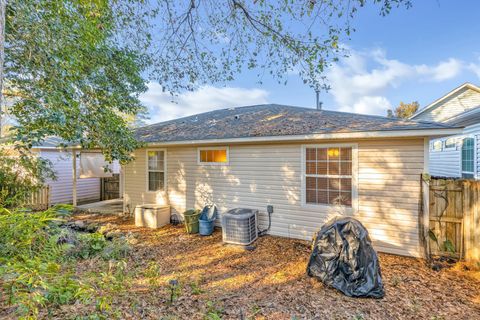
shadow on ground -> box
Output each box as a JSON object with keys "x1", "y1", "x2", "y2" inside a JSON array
[{"x1": 64, "y1": 213, "x2": 480, "y2": 320}]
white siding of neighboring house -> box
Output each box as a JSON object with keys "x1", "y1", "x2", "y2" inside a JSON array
[
  {"x1": 123, "y1": 138, "x2": 425, "y2": 258},
  {"x1": 38, "y1": 149, "x2": 100, "y2": 204},
  {"x1": 428, "y1": 122, "x2": 480, "y2": 179},
  {"x1": 413, "y1": 87, "x2": 480, "y2": 123},
  {"x1": 413, "y1": 85, "x2": 480, "y2": 179},
  {"x1": 429, "y1": 141, "x2": 461, "y2": 178}
]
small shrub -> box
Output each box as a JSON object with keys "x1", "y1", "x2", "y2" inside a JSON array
[
  {"x1": 189, "y1": 280, "x2": 205, "y2": 295},
  {"x1": 73, "y1": 232, "x2": 107, "y2": 259},
  {"x1": 44, "y1": 272, "x2": 90, "y2": 305},
  {"x1": 101, "y1": 236, "x2": 131, "y2": 260},
  {"x1": 205, "y1": 300, "x2": 223, "y2": 320},
  {"x1": 144, "y1": 261, "x2": 162, "y2": 287}
]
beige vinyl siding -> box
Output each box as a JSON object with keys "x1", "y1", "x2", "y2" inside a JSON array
[
  {"x1": 414, "y1": 87, "x2": 480, "y2": 122},
  {"x1": 123, "y1": 138, "x2": 424, "y2": 257},
  {"x1": 39, "y1": 150, "x2": 100, "y2": 204}
]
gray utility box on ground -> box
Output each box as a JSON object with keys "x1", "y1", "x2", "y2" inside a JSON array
[
  {"x1": 135, "y1": 204, "x2": 170, "y2": 229},
  {"x1": 222, "y1": 208, "x2": 258, "y2": 245}
]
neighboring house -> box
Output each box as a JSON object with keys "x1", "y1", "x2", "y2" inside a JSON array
[
  {"x1": 32, "y1": 137, "x2": 101, "y2": 205},
  {"x1": 122, "y1": 104, "x2": 460, "y2": 257},
  {"x1": 411, "y1": 83, "x2": 480, "y2": 178}
]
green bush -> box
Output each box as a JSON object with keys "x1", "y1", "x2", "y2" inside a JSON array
[
  {"x1": 101, "y1": 236, "x2": 131, "y2": 260},
  {"x1": 0, "y1": 205, "x2": 87, "y2": 318},
  {"x1": 74, "y1": 232, "x2": 108, "y2": 259},
  {"x1": 0, "y1": 204, "x2": 132, "y2": 319},
  {"x1": 0, "y1": 147, "x2": 55, "y2": 208},
  {"x1": 68, "y1": 231, "x2": 131, "y2": 261}
]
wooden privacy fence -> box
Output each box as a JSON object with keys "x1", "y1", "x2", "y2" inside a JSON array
[
  {"x1": 425, "y1": 177, "x2": 480, "y2": 263},
  {"x1": 101, "y1": 174, "x2": 120, "y2": 201}
]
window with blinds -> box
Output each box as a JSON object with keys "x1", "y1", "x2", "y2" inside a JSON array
[
  {"x1": 305, "y1": 147, "x2": 352, "y2": 207},
  {"x1": 198, "y1": 147, "x2": 229, "y2": 164},
  {"x1": 147, "y1": 150, "x2": 165, "y2": 191}
]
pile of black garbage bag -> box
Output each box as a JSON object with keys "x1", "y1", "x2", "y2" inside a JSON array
[{"x1": 306, "y1": 217, "x2": 385, "y2": 298}]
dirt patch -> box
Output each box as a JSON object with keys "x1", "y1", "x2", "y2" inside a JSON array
[{"x1": 58, "y1": 213, "x2": 480, "y2": 319}]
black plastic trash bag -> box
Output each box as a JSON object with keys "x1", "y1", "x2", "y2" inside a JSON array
[{"x1": 306, "y1": 217, "x2": 385, "y2": 298}]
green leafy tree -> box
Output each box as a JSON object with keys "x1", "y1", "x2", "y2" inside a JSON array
[
  {"x1": 3, "y1": 0, "x2": 148, "y2": 163},
  {"x1": 387, "y1": 101, "x2": 420, "y2": 119},
  {"x1": 0, "y1": 0, "x2": 412, "y2": 178},
  {"x1": 119, "y1": 0, "x2": 412, "y2": 93}
]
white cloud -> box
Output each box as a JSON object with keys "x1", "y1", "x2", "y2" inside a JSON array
[
  {"x1": 338, "y1": 96, "x2": 392, "y2": 115},
  {"x1": 415, "y1": 58, "x2": 463, "y2": 82},
  {"x1": 326, "y1": 48, "x2": 466, "y2": 115},
  {"x1": 140, "y1": 83, "x2": 270, "y2": 123},
  {"x1": 468, "y1": 58, "x2": 480, "y2": 79}
]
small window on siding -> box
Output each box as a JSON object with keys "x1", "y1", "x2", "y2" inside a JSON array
[
  {"x1": 198, "y1": 147, "x2": 228, "y2": 164},
  {"x1": 444, "y1": 138, "x2": 456, "y2": 150},
  {"x1": 305, "y1": 147, "x2": 352, "y2": 207},
  {"x1": 432, "y1": 140, "x2": 443, "y2": 152},
  {"x1": 147, "y1": 150, "x2": 165, "y2": 191}
]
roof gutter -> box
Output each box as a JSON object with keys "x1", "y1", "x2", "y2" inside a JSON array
[{"x1": 145, "y1": 127, "x2": 463, "y2": 147}]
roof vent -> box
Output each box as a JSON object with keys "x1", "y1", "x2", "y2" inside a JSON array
[{"x1": 316, "y1": 90, "x2": 322, "y2": 110}]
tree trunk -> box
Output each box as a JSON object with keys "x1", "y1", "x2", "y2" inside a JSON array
[{"x1": 0, "y1": 0, "x2": 6, "y2": 138}]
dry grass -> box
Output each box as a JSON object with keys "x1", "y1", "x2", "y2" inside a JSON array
[{"x1": 56, "y1": 213, "x2": 480, "y2": 320}]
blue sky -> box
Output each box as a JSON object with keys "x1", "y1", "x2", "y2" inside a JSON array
[{"x1": 141, "y1": 0, "x2": 480, "y2": 123}]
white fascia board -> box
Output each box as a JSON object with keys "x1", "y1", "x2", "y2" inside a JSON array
[
  {"x1": 411, "y1": 82, "x2": 480, "y2": 119},
  {"x1": 145, "y1": 128, "x2": 463, "y2": 147}
]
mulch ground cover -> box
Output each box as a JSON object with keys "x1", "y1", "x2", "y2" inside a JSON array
[{"x1": 47, "y1": 213, "x2": 480, "y2": 319}]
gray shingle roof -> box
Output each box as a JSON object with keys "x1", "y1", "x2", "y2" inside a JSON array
[{"x1": 134, "y1": 104, "x2": 457, "y2": 143}]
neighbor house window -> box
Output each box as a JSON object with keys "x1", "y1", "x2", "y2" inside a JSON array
[
  {"x1": 461, "y1": 138, "x2": 475, "y2": 178},
  {"x1": 444, "y1": 137, "x2": 456, "y2": 150},
  {"x1": 147, "y1": 150, "x2": 165, "y2": 191},
  {"x1": 304, "y1": 147, "x2": 352, "y2": 207},
  {"x1": 432, "y1": 140, "x2": 443, "y2": 151},
  {"x1": 198, "y1": 147, "x2": 229, "y2": 164}
]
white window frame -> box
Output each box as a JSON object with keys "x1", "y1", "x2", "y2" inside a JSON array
[
  {"x1": 145, "y1": 149, "x2": 167, "y2": 192},
  {"x1": 301, "y1": 143, "x2": 358, "y2": 213},
  {"x1": 431, "y1": 140, "x2": 443, "y2": 152},
  {"x1": 443, "y1": 137, "x2": 457, "y2": 151},
  {"x1": 460, "y1": 137, "x2": 476, "y2": 179},
  {"x1": 197, "y1": 146, "x2": 229, "y2": 165}
]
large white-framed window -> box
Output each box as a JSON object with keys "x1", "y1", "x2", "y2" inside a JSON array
[
  {"x1": 197, "y1": 146, "x2": 229, "y2": 165},
  {"x1": 301, "y1": 144, "x2": 358, "y2": 209},
  {"x1": 146, "y1": 149, "x2": 166, "y2": 192},
  {"x1": 461, "y1": 138, "x2": 475, "y2": 179}
]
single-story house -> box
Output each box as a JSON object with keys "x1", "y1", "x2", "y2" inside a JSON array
[
  {"x1": 411, "y1": 83, "x2": 480, "y2": 179},
  {"x1": 122, "y1": 104, "x2": 461, "y2": 257}
]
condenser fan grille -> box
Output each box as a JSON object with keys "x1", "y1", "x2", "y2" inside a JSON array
[{"x1": 222, "y1": 208, "x2": 258, "y2": 245}]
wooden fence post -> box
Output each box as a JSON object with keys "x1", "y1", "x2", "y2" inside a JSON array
[
  {"x1": 463, "y1": 180, "x2": 480, "y2": 264},
  {"x1": 420, "y1": 174, "x2": 430, "y2": 260},
  {"x1": 463, "y1": 180, "x2": 471, "y2": 261}
]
